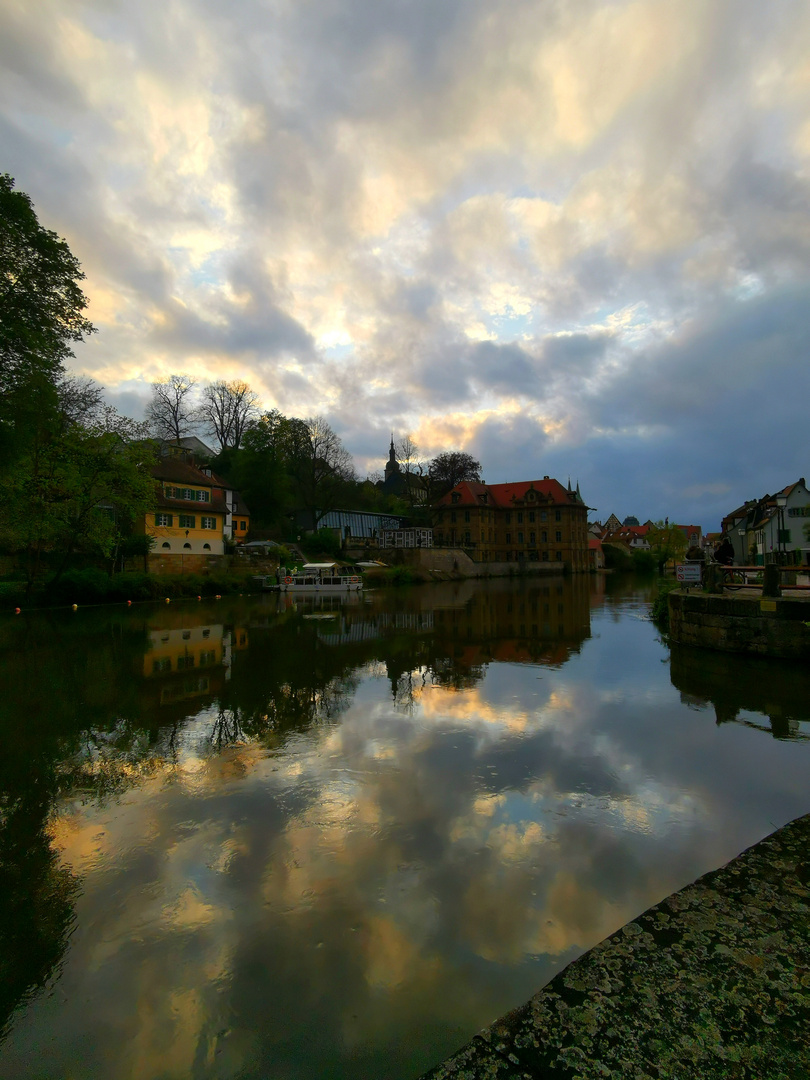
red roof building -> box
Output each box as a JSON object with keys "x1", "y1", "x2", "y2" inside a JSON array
[{"x1": 433, "y1": 477, "x2": 589, "y2": 571}]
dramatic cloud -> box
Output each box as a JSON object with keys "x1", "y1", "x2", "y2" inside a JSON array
[{"x1": 2, "y1": 0, "x2": 809, "y2": 525}]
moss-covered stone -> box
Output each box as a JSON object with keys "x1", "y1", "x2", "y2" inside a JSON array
[{"x1": 421, "y1": 814, "x2": 810, "y2": 1080}]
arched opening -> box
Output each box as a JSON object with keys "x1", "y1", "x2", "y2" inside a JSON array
[
  {"x1": 203, "y1": 543, "x2": 211, "y2": 550},
  {"x1": 162, "y1": 542, "x2": 171, "y2": 549},
  {"x1": 183, "y1": 542, "x2": 192, "y2": 549}
]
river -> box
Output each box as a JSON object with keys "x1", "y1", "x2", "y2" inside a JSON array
[{"x1": 1, "y1": 574, "x2": 808, "y2": 1079}]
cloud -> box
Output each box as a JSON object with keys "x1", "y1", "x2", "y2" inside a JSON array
[{"x1": 2, "y1": 0, "x2": 809, "y2": 524}]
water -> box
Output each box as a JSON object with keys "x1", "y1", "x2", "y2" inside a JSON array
[{"x1": 1, "y1": 575, "x2": 808, "y2": 1079}]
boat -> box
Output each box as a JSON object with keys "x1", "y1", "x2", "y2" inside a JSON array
[{"x1": 276, "y1": 562, "x2": 363, "y2": 592}]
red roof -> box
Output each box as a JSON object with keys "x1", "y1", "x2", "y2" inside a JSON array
[
  {"x1": 588, "y1": 537, "x2": 603, "y2": 549},
  {"x1": 437, "y1": 478, "x2": 579, "y2": 508}
]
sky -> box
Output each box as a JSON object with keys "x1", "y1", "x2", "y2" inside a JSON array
[{"x1": 2, "y1": 0, "x2": 809, "y2": 529}]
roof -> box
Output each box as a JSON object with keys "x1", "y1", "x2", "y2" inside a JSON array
[
  {"x1": 152, "y1": 459, "x2": 222, "y2": 486},
  {"x1": 588, "y1": 537, "x2": 603, "y2": 549},
  {"x1": 155, "y1": 490, "x2": 228, "y2": 514},
  {"x1": 437, "y1": 477, "x2": 584, "y2": 509}
]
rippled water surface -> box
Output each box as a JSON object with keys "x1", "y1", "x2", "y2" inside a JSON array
[{"x1": 1, "y1": 575, "x2": 808, "y2": 1079}]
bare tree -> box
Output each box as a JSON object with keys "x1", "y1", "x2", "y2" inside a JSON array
[
  {"x1": 288, "y1": 415, "x2": 356, "y2": 529},
  {"x1": 145, "y1": 374, "x2": 197, "y2": 442},
  {"x1": 57, "y1": 374, "x2": 105, "y2": 427},
  {"x1": 198, "y1": 379, "x2": 259, "y2": 450},
  {"x1": 396, "y1": 433, "x2": 422, "y2": 475}
]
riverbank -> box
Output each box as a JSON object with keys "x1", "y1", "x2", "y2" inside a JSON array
[
  {"x1": 669, "y1": 589, "x2": 810, "y2": 659},
  {"x1": 420, "y1": 813, "x2": 810, "y2": 1079}
]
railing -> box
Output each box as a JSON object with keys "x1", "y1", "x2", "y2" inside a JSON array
[{"x1": 715, "y1": 565, "x2": 810, "y2": 592}]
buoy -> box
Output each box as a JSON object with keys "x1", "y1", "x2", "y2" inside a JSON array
[
  {"x1": 165, "y1": 597, "x2": 170, "y2": 604},
  {"x1": 72, "y1": 604, "x2": 78, "y2": 611},
  {"x1": 215, "y1": 594, "x2": 221, "y2": 599},
  {"x1": 127, "y1": 600, "x2": 132, "y2": 606},
  {"x1": 197, "y1": 595, "x2": 202, "y2": 601},
  {"x1": 14, "y1": 607, "x2": 21, "y2": 615}
]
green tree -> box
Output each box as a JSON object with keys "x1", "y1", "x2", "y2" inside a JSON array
[
  {"x1": 0, "y1": 174, "x2": 95, "y2": 438},
  {"x1": 1, "y1": 407, "x2": 157, "y2": 589},
  {"x1": 646, "y1": 522, "x2": 687, "y2": 574}
]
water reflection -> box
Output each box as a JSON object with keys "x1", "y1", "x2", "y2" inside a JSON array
[{"x1": 0, "y1": 578, "x2": 808, "y2": 1079}]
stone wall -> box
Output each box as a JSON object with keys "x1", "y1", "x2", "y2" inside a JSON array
[
  {"x1": 669, "y1": 590, "x2": 810, "y2": 659},
  {"x1": 147, "y1": 553, "x2": 226, "y2": 575}
]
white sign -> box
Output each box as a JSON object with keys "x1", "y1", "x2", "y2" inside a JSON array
[{"x1": 676, "y1": 564, "x2": 701, "y2": 583}]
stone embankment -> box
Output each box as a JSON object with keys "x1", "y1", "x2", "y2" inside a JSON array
[
  {"x1": 420, "y1": 813, "x2": 810, "y2": 1079},
  {"x1": 668, "y1": 590, "x2": 810, "y2": 659}
]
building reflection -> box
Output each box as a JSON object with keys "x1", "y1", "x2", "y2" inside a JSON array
[{"x1": 669, "y1": 644, "x2": 810, "y2": 740}]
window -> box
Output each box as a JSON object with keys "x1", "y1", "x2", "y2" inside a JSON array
[
  {"x1": 529, "y1": 511, "x2": 535, "y2": 523},
  {"x1": 179, "y1": 514, "x2": 196, "y2": 528},
  {"x1": 156, "y1": 512, "x2": 173, "y2": 527},
  {"x1": 464, "y1": 510, "x2": 470, "y2": 523},
  {"x1": 788, "y1": 506, "x2": 810, "y2": 517},
  {"x1": 555, "y1": 510, "x2": 561, "y2": 521},
  {"x1": 518, "y1": 531, "x2": 524, "y2": 544},
  {"x1": 778, "y1": 529, "x2": 791, "y2": 544},
  {"x1": 196, "y1": 490, "x2": 210, "y2": 502},
  {"x1": 530, "y1": 532, "x2": 535, "y2": 544},
  {"x1": 540, "y1": 510, "x2": 547, "y2": 522},
  {"x1": 201, "y1": 516, "x2": 216, "y2": 529},
  {"x1": 176, "y1": 654, "x2": 195, "y2": 670},
  {"x1": 451, "y1": 492, "x2": 460, "y2": 503},
  {"x1": 183, "y1": 542, "x2": 192, "y2": 549},
  {"x1": 517, "y1": 512, "x2": 523, "y2": 524},
  {"x1": 450, "y1": 511, "x2": 457, "y2": 523},
  {"x1": 239, "y1": 520, "x2": 247, "y2": 531},
  {"x1": 182, "y1": 488, "x2": 195, "y2": 500},
  {"x1": 541, "y1": 530, "x2": 547, "y2": 542},
  {"x1": 203, "y1": 543, "x2": 211, "y2": 550},
  {"x1": 506, "y1": 532, "x2": 512, "y2": 544},
  {"x1": 505, "y1": 512, "x2": 511, "y2": 524},
  {"x1": 199, "y1": 650, "x2": 216, "y2": 667},
  {"x1": 542, "y1": 551, "x2": 548, "y2": 561},
  {"x1": 152, "y1": 658, "x2": 172, "y2": 673},
  {"x1": 161, "y1": 541, "x2": 171, "y2": 549},
  {"x1": 555, "y1": 530, "x2": 562, "y2": 542},
  {"x1": 556, "y1": 551, "x2": 562, "y2": 561},
  {"x1": 464, "y1": 531, "x2": 471, "y2": 545}
]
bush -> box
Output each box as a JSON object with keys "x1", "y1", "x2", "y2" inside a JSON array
[
  {"x1": 632, "y1": 549, "x2": 657, "y2": 575},
  {"x1": 651, "y1": 578, "x2": 678, "y2": 629}
]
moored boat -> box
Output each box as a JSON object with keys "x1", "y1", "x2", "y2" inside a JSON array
[{"x1": 277, "y1": 562, "x2": 363, "y2": 592}]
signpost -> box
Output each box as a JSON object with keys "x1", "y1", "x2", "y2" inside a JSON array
[{"x1": 676, "y1": 564, "x2": 702, "y2": 588}]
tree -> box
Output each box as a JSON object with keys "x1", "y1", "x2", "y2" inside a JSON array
[
  {"x1": 145, "y1": 374, "x2": 198, "y2": 442},
  {"x1": 428, "y1": 450, "x2": 482, "y2": 497},
  {"x1": 198, "y1": 379, "x2": 259, "y2": 450},
  {"x1": 287, "y1": 416, "x2": 356, "y2": 529},
  {"x1": 646, "y1": 521, "x2": 687, "y2": 574},
  {"x1": 0, "y1": 174, "x2": 95, "y2": 438},
  {"x1": 1, "y1": 408, "x2": 157, "y2": 589}
]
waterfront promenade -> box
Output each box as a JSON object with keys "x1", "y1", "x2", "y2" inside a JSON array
[{"x1": 421, "y1": 814, "x2": 810, "y2": 1079}]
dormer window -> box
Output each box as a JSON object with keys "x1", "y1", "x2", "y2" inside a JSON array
[
  {"x1": 479, "y1": 493, "x2": 488, "y2": 503},
  {"x1": 451, "y1": 492, "x2": 460, "y2": 504}
]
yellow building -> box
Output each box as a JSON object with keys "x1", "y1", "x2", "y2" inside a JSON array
[{"x1": 138, "y1": 458, "x2": 230, "y2": 570}]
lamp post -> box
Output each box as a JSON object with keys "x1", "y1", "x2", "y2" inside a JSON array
[
  {"x1": 775, "y1": 492, "x2": 788, "y2": 566},
  {"x1": 738, "y1": 528, "x2": 746, "y2": 566}
]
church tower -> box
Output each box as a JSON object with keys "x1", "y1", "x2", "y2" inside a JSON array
[{"x1": 384, "y1": 434, "x2": 401, "y2": 482}]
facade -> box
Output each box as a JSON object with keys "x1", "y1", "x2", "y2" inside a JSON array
[
  {"x1": 721, "y1": 479, "x2": 809, "y2": 565},
  {"x1": 433, "y1": 477, "x2": 590, "y2": 571},
  {"x1": 302, "y1": 509, "x2": 403, "y2": 543},
  {"x1": 140, "y1": 459, "x2": 229, "y2": 559},
  {"x1": 380, "y1": 527, "x2": 433, "y2": 548}
]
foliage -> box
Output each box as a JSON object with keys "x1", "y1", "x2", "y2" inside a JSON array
[
  {"x1": 651, "y1": 577, "x2": 678, "y2": 628},
  {"x1": 29, "y1": 568, "x2": 262, "y2": 607},
  {"x1": 198, "y1": 379, "x2": 259, "y2": 450},
  {"x1": 631, "y1": 549, "x2": 658, "y2": 575},
  {"x1": 301, "y1": 527, "x2": 342, "y2": 557},
  {"x1": 602, "y1": 543, "x2": 632, "y2": 571},
  {"x1": 145, "y1": 374, "x2": 198, "y2": 442},
  {"x1": 646, "y1": 522, "x2": 688, "y2": 573},
  {"x1": 0, "y1": 174, "x2": 95, "y2": 428},
  {"x1": 428, "y1": 450, "x2": 481, "y2": 496}
]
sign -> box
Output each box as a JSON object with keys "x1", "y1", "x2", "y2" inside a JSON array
[{"x1": 676, "y1": 564, "x2": 701, "y2": 583}]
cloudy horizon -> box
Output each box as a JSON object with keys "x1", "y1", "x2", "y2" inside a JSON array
[{"x1": 3, "y1": 0, "x2": 809, "y2": 529}]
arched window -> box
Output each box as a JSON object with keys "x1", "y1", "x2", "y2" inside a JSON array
[
  {"x1": 183, "y1": 542, "x2": 192, "y2": 549},
  {"x1": 203, "y1": 543, "x2": 211, "y2": 550},
  {"x1": 162, "y1": 542, "x2": 171, "y2": 549}
]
